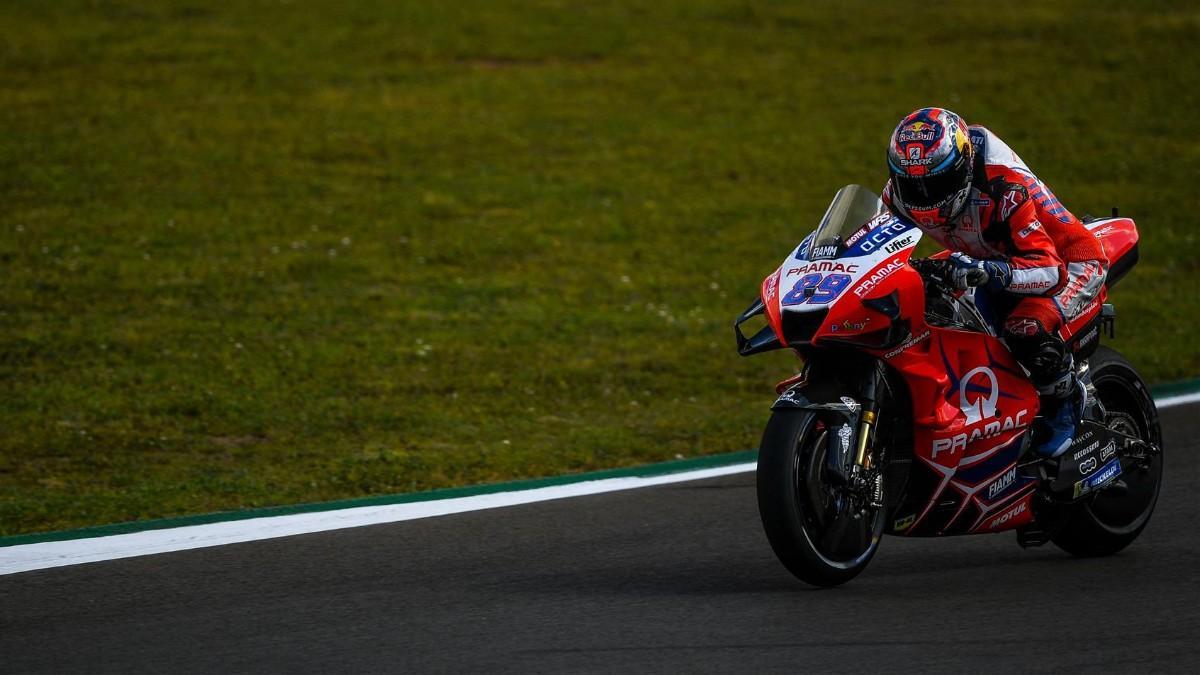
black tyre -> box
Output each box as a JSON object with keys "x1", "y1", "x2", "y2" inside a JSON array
[
  {"x1": 756, "y1": 409, "x2": 884, "y2": 587},
  {"x1": 1052, "y1": 346, "x2": 1163, "y2": 557}
]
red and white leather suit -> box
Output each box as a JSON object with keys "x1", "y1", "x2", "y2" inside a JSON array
[{"x1": 883, "y1": 126, "x2": 1107, "y2": 346}]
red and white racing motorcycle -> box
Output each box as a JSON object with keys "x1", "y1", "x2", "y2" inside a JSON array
[{"x1": 735, "y1": 185, "x2": 1162, "y2": 587}]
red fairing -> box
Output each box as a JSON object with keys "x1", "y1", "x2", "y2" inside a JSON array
[
  {"x1": 1089, "y1": 217, "x2": 1139, "y2": 263},
  {"x1": 761, "y1": 269, "x2": 786, "y2": 347},
  {"x1": 888, "y1": 325, "x2": 1041, "y2": 535},
  {"x1": 971, "y1": 491, "x2": 1035, "y2": 534}
]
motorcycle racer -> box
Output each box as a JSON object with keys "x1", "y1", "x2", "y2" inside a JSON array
[{"x1": 881, "y1": 107, "x2": 1108, "y2": 458}]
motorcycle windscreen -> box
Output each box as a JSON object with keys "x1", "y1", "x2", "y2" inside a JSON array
[{"x1": 805, "y1": 184, "x2": 886, "y2": 260}]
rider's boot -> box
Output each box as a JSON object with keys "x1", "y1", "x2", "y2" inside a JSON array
[{"x1": 1032, "y1": 366, "x2": 1085, "y2": 458}]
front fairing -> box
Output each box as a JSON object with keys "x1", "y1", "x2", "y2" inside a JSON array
[{"x1": 761, "y1": 185, "x2": 925, "y2": 350}]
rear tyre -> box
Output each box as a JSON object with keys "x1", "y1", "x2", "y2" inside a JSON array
[
  {"x1": 756, "y1": 409, "x2": 884, "y2": 587},
  {"x1": 1052, "y1": 346, "x2": 1163, "y2": 557}
]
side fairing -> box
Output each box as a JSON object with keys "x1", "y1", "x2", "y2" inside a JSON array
[
  {"x1": 886, "y1": 326, "x2": 1041, "y2": 536},
  {"x1": 1084, "y1": 216, "x2": 1138, "y2": 263}
]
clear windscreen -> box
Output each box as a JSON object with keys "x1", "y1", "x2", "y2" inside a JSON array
[{"x1": 808, "y1": 184, "x2": 885, "y2": 256}]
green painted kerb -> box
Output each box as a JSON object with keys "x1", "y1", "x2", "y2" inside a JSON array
[
  {"x1": 1151, "y1": 377, "x2": 1200, "y2": 399},
  {"x1": 3, "y1": 377, "x2": 1197, "y2": 550}
]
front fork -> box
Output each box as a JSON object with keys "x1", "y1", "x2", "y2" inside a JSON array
[
  {"x1": 854, "y1": 413, "x2": 885, "y2": 509},
  {"x1": 846, "y1": 364, "x2": 885, "y2": 510},
  {"x1": 774, "y1": 357, "x2": 889, "y2": 513}
]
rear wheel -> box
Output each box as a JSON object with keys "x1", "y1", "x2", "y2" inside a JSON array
[
  {"x1": 756, "y1": 409, "x2": 884, "y2": 587},
  {"x1": 1052, "y1": 346, "x2": 1163, "y2": 557}
]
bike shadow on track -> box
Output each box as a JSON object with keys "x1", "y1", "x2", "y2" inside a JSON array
[{"x1": 480, "y1": 524, "x2": 1175, "y2": 599}]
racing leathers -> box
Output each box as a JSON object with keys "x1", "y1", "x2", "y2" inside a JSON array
[{"x1": 883, "y1": 126, "x2": 1108, "y2": 457}]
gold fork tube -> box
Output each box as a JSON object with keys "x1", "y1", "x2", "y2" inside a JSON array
[{"x1": 855, "y1": 410, "x2": 877, "y2": 469}]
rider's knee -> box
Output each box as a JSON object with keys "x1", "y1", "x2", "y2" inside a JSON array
[{"x1": 1003, "y1": 316, "x2": 1069, "y2": 388}]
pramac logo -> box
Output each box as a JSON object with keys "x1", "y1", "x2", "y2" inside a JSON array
[
  {"x1": 959, "y1": 366, "x2": 999, "y2": 425},
  {"x1": 931, "y1": 365, "x2": 1030, "y2": 459}
]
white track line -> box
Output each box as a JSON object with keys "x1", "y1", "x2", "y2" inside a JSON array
[
  {"x1": 2, "y1": 390, "x2": 1196, "y2": 577},
  {"x1": 1155, "y1": 390, "x2": 1200, "y2": 409},
  {"x1": 0, "y1": 462, "x2": 755, "y2": 576}
]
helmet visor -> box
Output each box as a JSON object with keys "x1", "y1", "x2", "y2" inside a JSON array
[{"x1": 893, "y1": 168, "x2": 969, "y2": 211}]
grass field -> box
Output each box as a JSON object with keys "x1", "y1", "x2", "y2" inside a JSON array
[{"x1": 3, "y1": 0, "x2": 1199, "y2": 536}]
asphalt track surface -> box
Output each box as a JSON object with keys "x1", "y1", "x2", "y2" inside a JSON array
[{"x1": 3, "y1": 403, "x2": 1198, "y2": 673}]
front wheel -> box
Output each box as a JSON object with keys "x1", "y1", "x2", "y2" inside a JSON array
[
  {"x1": 1052, "y1": 346, "x2": 1163, "y2": 557},
  {"x1": 756, "y1": 409, "x2": 884, "y2": 587}
]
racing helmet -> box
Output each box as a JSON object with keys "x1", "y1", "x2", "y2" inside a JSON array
[{"x1": 887, "y1": 107, "x2": 975, "y2": 228}]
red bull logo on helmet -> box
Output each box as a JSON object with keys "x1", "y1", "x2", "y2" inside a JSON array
[{"x1": 897, "y1": 120, "x2": 939, "y2": 143}]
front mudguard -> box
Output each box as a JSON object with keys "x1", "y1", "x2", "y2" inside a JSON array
[{"x1": 772, "y1": 372, "x2": 868, "y2": 485}]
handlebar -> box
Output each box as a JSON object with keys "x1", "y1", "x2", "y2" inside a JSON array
[{"x1": 909, "y1": 257, "x2": 940, "y2": 277}]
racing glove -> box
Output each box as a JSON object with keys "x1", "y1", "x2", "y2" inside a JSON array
[{"x1": 946, "y1": 252, "x2": 1012, "y2": 292}]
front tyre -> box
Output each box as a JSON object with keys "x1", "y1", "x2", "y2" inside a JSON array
[
  {"x1": 756, "y1": 409, "x2": 883, "y2": 587},
  {"x1": 1052, "y1": 346, "x2": 1163, "y2": 557}
]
